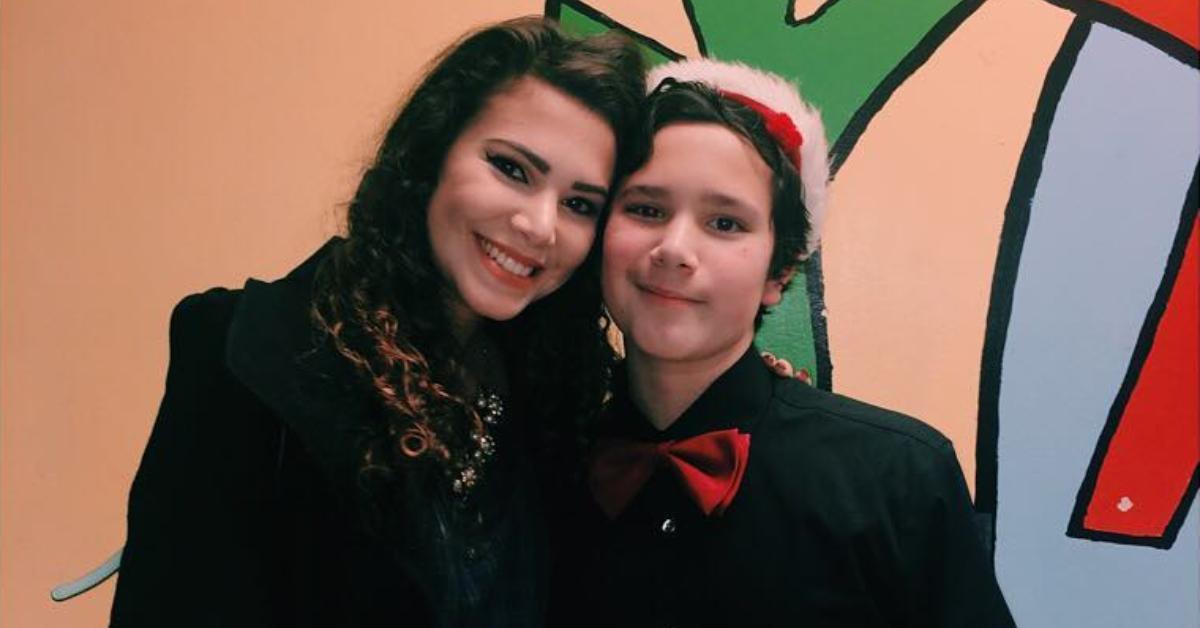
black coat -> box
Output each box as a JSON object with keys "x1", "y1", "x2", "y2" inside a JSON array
[
  {"x1": 111, "y1": 241, "x2": 549, "y2": 627},
  {"x1": 560, "y1": 348, "x2": 1015, "y2": 628}
]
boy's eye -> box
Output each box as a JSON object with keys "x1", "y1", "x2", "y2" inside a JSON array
[
  {"x1": 564, "y1": 197, "x2": 600, "y2": 217},
  {"x1": 709, "y1": 216, "x2": 745, "y2": 233},
  {"x1": 625, "y1": 204, "x2": 664, "y2": 220},
  {"x1": 487, "y1": 153, "x2": 528, "y2": 183}
]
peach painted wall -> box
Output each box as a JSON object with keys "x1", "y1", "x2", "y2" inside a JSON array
[{"x1": 0, "y1": 2, "x2": 542, "y2": 626}]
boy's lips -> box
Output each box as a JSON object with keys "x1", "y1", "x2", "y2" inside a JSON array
[{"x1": 636, "y1": 282, "x2": 703, "y2": 304}]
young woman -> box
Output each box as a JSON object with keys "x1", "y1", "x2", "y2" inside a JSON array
[{"x1": 110, "y1": 18, "x2": 643, "y2": 627}]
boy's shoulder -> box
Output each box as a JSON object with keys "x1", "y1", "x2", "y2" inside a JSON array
[
  {"x1": 745, "y1": 376, "x2": 969, "y2": 517},
  {"x1": 760, "y1": 375, "x2": 957, "y2": 462},
  {"x1": 768, "y1": 377, "x2": 955, "y2": 449}
]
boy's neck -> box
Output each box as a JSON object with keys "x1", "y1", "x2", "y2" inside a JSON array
[{"x1": 625, "y1": 338, "x2": 752, "y2": 432}]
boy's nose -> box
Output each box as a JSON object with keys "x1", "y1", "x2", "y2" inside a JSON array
[{"x1": 649, "y1": 221, "x2": 698, "y2": 270}]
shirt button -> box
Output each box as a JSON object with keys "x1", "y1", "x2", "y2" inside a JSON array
[{"x1": 660, "y1": 518, "x2": 677, "y2": 534}]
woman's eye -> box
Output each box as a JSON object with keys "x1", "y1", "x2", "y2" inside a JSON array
[
  {"x1": 487, "y1": 153, "x2": 528, "y2": 183},
  {"x1": 563, "y1": 197, "x2": 600, "y2": 217},
  {"x1": 709, "y1": 216, "x2": 745, "y2": 233},
  {"x1": 625, "y1": 204, "x2": 664, "y2": 220}
]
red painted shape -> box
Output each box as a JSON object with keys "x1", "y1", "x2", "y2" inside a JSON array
[
  {"x1": 1096, "y1": 0, "x2": 1199, "y2": 49},
  {"x1": 1083, "y1": 215, "x2": 1199, "y2": 537}
]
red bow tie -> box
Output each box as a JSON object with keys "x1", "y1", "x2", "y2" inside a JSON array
[{"x1": 589, "y1": 428, "x2": 751, "y2": 519}]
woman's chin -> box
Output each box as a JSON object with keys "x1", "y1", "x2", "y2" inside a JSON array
[{"x1": 461, "y1": 292, "x2": 530, "y2": 323}]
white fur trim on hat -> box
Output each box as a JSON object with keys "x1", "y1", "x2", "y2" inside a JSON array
[{"x1": 647, "y1": 59, "x2": 830, "y2": 260}]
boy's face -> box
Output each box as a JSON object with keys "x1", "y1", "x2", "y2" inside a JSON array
[{"x1": 603, "y1": 122, "x2": 784, "y2": 365}]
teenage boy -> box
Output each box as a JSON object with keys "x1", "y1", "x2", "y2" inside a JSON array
[{"x1": 572, "y1": 60, "x2": 1015, "y2": 627}]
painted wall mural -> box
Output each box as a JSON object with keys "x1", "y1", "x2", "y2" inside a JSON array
[
  {"x1": 9, "y1": 2, "x2": 1193, "y2": 626},
  {"x1": 546, "y1": 0, "x2": 1199, "y2": 626}
]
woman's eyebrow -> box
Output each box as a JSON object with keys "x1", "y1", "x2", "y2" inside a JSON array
[{"x1": 488, "y1": 138, "x2": 550, "y2": 174}]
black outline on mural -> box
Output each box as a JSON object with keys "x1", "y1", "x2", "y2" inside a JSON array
[
  {"x1": 682, "y1": 0, "x2": 988, "y2": 392},
  {"x1": 804, "y1": 251, "x2": 834, "y2": 391},
  {"x1": 1042, "y1": 0, "x2": 1198, "y2": 68},
  {"x1": 813, "y1": 0, "x2": 986, "y2": 392},
  {"x1": 827, "y1": 0, "x2": 986, "y2": 173},
  {"x1": 680, "y1": 1, "x2": 709, "y2": 57},
  {"x1": 1065, "y1": 167, "x2": 1200, "y2": 550},
  {"x1": 974, "y1": 19, "x2": 1092, "y2": 537},
  {"x1": 784, "y1": 0, "x2": 842, "y2": 27},
  {"x1": 544, "y1": 0, "x2": 687, "y2": 61}
]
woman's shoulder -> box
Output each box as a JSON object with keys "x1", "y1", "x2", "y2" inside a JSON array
[
  {"x1": 168, "y1": 238, "x2": 341, "y2": 372},
  {"x1": 163, "y1": 237, "x2": 342, "y2": 400},
  {"x1": 169, "y1": 287, "x2": 243, "y2": 344},
  {"x1": 154, "y1": 288, "x2": 247, "y2": 396}
]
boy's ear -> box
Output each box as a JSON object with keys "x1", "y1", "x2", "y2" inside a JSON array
[{"x1": 761, "y1": 266, "x2": 797, "y2": 307}]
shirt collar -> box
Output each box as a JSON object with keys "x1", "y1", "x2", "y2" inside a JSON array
[{"x1": 602, "y1": 345, "x2": 774, "y2": 442}]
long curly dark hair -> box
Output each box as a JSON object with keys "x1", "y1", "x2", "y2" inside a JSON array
[{"x1": 310, "y1": 18, "x2": 644, "y2": 508}]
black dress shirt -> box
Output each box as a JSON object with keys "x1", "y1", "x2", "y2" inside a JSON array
[{"x1": 558, "y1": 347, "x2": 1015, "y2": 628}]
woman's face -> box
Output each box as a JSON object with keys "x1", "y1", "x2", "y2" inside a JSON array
[{"x1": 426, "y1": 76, "x2": 616, "y2": 328}]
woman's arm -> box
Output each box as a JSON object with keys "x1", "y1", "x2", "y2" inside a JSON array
[{"x1": 110, "y1": 289, "x2": 284, "y2": 627}]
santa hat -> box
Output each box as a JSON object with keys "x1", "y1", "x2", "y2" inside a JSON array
[{"x1": 647, "y1": 59, "x2": 830, "y2": 260}]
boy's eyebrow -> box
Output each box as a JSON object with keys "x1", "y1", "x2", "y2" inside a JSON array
[
  {"x1": 701, "y1": 191, "x2": 757, "y2": 213},
  {"x1": 616, "y1": 184, "x2": 670, "y2": 200},
  {"x1": 620, "y1": 185, "x2": 759, "y2": 215},
  {"x1": 489, "y1": 139, "x2": 550, "y2": 174}
]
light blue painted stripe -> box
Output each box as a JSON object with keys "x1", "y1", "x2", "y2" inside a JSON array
[
  {"x1": 994, "y1": 24, "x2": 1199, "y2": 628},
  {"x1": 51, "y1": 547, "x2": 122, "y2": 601}
]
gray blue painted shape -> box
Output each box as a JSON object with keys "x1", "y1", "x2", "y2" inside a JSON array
[{"x1": 993, "y1": 23, "x2": 1200, "y2": 628}]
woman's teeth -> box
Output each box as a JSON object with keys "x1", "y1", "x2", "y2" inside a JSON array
[{"x1": 480, "y1": 237, "x2": 534, "y2": 277}]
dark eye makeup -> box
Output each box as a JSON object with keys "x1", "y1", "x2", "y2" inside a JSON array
[
  {"x1": 564, "y1": 197, "x2": 600, "y2": 217},
  {"x1": 486, "y1": 152, "x2": 529, "y2": 184}
]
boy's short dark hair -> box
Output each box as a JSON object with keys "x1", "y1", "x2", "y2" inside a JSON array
[{"x1": 630, "y1": 79, "x2": 810, "y2": 285}]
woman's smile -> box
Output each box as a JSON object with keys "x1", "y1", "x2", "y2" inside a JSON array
[{"x1": 476, "y1": 233, "x2": 541, "y2": 288}]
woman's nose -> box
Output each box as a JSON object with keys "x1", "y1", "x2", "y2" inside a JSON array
[{"x1": 511, "y1": 192, "x2": 557, "y2": 248}]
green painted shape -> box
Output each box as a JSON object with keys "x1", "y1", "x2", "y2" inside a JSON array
[
  {"x1": 693, "y1": 0, "x2": 963, "y2": 383},
  {"x1": 759, "y1": 267, "x2": 818, "y2": 386},
  {"x1": 554, "y1": 0, "x2": 966, "y2": 384},
  {"x1": 556, "y1": 3, "x2": 675, "y2": 66},
  {"x1": 557, "y1": 4, "x2": 610, "y2": 36},
  {"x1": 688, "y1": 0, "x2": 963, "y2": 141}
]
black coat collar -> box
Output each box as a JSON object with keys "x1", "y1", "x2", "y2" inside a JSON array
[{"x1": 224, "y1": 238, "x2": 371, "y2": 493}]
